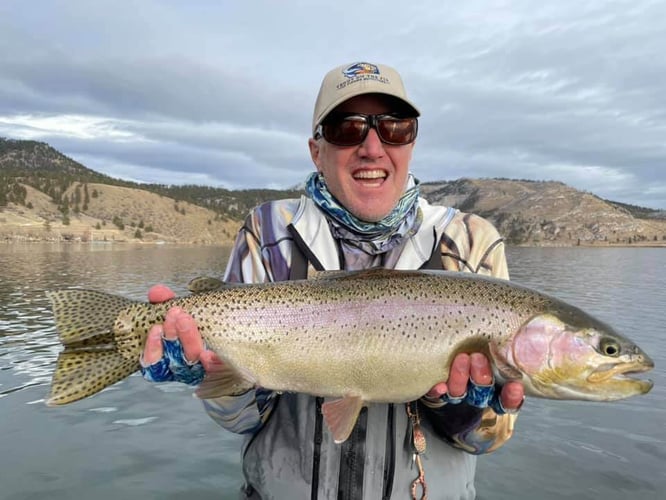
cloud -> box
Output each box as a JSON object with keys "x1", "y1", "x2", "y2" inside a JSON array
[{"x1": 1, "y1": 0, "x2": 665, "y2": 208}]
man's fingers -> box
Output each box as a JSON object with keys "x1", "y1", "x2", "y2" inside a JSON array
[
  {"x1": 469, "y1": 352, "x2": 493, "y2": 386},
  {"x1": 200, "y1": 350, "x2": 224, "y2": 373},
  {"x1": 148, "y1": 284, "x2": 176, "y2": 304},
  {"x1": 142, "y1": 325, "x2": 164, "y2": 366},
  {"x1": 500, "y1": 380, "x2": 525, "y2": 410},
  {"x1": 145, "y1": 306, "x2": 205, "y2": 364},
  {"x1": 162, "y1": 307, "x2": 183, "y2": 340},
  {"x1": 176, "y1": 312, "x2": 204, "y2": 364},
  {"x1": 426, "y1": 381, "x2": 448, "y2": 399},
  {"x1": 447, "y1": 353, "x2": 471, "y2": 397}
]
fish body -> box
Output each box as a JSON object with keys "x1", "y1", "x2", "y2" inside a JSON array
[{"x1": 46, "y1": 269, "x2": 653, "y2": 442}]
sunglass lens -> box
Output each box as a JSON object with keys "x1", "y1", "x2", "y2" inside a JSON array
[
  {"x1": 377, "y1": 117, "x2": 417, "y2": 145},
  {"x1": 322, "y1": 119, "x2": 367, "y2": 146},
  {"x1": 321, "y1": 115, "x2": 417, "y2": 146}
]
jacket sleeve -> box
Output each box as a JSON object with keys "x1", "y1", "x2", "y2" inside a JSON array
[
  {"x1": 199, "y1": 210, "x2": 280, "y2": 434},
  {"x1": 421, "y1": 212, "x2": 519, "y2": 454}
]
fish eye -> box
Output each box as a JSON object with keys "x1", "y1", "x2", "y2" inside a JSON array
[{"x1": 600, "y1": 338, "x2": 621, "y2": 357}]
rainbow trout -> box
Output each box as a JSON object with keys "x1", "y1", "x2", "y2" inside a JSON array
[{"x1": 46, "y1": 269, "x2": 653, "y2": 443}]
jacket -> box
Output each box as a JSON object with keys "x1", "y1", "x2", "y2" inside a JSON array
[{"x1": 204, "y1": 196, "x2": 516, "y2": 499}]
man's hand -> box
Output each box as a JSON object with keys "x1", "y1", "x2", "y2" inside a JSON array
[
  {"x1": 140, "y1": 285, "x2": 223, "y2": 384},
  {"x1": 426, "y1": 352, "x2": 524, "y2": 413}
]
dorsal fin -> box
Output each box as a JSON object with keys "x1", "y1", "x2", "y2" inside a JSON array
[{"x1": 187, "y1": 276, "x2": 225, "y2": 293}]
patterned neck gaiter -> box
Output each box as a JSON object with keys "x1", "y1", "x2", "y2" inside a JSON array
[{"x1": 304, "y1": 171, "x2": 423, "y2": 254}]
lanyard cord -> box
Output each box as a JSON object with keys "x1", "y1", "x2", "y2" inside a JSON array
[{"x1": 406, "y1": 402, "x2": 428, "y2": 500}]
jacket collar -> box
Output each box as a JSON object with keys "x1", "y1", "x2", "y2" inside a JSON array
[{"x1": 289, "y1": 196, "x2": 456, "y2": 272}]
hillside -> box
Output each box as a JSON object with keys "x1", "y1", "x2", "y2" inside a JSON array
[
  {"x1": 1, "y1": 137, "x2": 665, "y2": 246},
  {"x1": 0, "y1": 182, "x2": 240, "y2": 244},
  {"x1": 0, "y1": 138, "x2": 303, "y2": 216},
  {"x1": 421, "y1": 179, "x2": 666, "y2": 245},
  {"x1": 0, "y1": 138, "x2": 242, "y2": 243}
]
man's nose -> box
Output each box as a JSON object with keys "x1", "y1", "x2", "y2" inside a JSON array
[{"x1": 358, "y1": 127, "x2": 384, "y2": 158}]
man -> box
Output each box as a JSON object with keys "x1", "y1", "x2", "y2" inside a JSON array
[{"x1": 142, "y1": 61, "x2": 524, "y2": 499}]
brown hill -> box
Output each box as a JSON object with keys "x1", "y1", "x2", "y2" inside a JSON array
[
  {"x1": 0, "y1": 182, "x2": 240, "y2": 244},
  {"x1": 2, "y1": 138, "x2": 664, "y2": 246},
  {"x1": 421, "y1": 178, "x2": 666, "y2": 245},
  {"x1": 2, "y1": 177, "x2": 665, "y2": 246}
]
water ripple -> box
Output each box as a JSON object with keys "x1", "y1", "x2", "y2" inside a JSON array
[{"x1": 1, "y1": 244, "x2": 664, "y2": 500}]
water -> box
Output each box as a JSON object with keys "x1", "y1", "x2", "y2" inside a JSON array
[
  {"x1": 0, "y1": 243, "x2": 243, "y2": 499},
  {"x1": 476, "y1": 247, "x2": 666, "y2": 500},
  {"x1": 0, "y1": 244, "x2": 664, "y2": 499}
]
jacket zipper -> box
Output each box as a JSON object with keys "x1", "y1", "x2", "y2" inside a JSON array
[
  {"x1": 310, "y1": 396, "x2": 324, "y2": 500},
  {"x1": 382, "y1": 403, "x2": 396, "y2": 499}
]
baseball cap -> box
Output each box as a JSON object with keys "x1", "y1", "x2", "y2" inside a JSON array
[{"x1": 312, "y1": 62, "x2": 420, "y2": 135}]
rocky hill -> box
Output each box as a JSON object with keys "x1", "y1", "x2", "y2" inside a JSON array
[
  {"x1": 0, "y1": 138, "x2": 240, "y2": 244},
  {"x1": 1, "y1": 137, "x2": 665, "y2": 246},
  {"x1": 421, "y1": 178, "x2": 666, "y2": 246}
]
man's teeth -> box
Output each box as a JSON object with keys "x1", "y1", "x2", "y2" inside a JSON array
[{"x1": 354, "y1": 170, "x2": 386, "y2": 180}]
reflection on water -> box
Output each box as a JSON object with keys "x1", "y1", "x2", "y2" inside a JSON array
[
  {"x1": 1, "y1": 243, "x2": 664, "y2": 499},
  {"x1": 0, "y1": 255, "x2": 60, "y2": 402}
]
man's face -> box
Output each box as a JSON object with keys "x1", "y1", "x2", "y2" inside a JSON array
[{"x1": 308, "y1": 94, "x2": 415, "y2": 222}]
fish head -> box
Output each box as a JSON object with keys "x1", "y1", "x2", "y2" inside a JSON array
[{"x1": 492, "y1": 312, "x2": 654, "y2": 401}]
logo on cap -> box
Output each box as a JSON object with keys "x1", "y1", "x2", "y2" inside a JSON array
[
  {"x1": 337, "y1": 62, "x2": 389, "y2": 90},
  {"x1": 343, "y1": 62, "x2": 380, "y2": 78}
]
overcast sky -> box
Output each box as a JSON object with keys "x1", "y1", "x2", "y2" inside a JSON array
[{"x1": 1, "y1": 0, "x2": 665, "y2": 209}]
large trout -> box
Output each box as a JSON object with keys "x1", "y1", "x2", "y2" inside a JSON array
[{"x1": 46, "y1": 269, "x2": 653, "y2": 443}]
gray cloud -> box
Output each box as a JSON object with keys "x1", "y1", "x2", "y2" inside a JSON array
[{"x1": 1, "y1": 0, "x2": 665, "y2": 208}]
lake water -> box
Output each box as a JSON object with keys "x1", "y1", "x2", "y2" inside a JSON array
[{"x1": 0, "y1": 244, "x2": 664, "y2": 499}]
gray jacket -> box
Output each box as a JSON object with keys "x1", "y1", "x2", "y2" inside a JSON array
[{"x1": 206, "y1": 196, "x2": 513, "y2": 499}]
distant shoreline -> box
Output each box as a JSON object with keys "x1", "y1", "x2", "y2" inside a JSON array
[
  {"x1": 1, "y1": 235, "x2": 663, "y2": 249},
  {"x1": 0, "y1": 237, "x2": 230, "y2": 247}
]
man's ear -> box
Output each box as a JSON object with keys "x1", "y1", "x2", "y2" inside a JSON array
[{"x1": 308, "y1": 137, "x2": 322, "y2": 170}]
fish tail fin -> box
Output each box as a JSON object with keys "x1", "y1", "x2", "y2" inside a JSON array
[{"x1": 46, "y1": 289, "x2": 142, "y2": 406}]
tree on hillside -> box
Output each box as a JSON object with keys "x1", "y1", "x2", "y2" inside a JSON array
[
  {"x1": 83, "y1": 183, "x2": 90, "y2": 211},
  {"x1": 59, "y1": 198, "x2": 70, "y2": 217}
]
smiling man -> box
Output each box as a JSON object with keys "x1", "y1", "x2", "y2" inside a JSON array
[
  {"x1": 309, "y1": 93, "x2": 417, "y2": 222},
  {"x1": 142, "y1": 61, "x2": 524, "y2": 499}
]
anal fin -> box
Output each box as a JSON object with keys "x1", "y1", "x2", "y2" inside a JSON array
[{"x1": 321, "y1": 395, "x2": 365, "y2": 444}]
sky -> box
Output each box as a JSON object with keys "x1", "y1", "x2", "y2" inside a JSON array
[{"x1": 1, "y1": 0, "x2": 665, "y2": 209}]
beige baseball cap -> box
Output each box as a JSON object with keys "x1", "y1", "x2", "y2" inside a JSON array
[{"x1": 312, "y1": 61, "x2": 420, "y2": 135}]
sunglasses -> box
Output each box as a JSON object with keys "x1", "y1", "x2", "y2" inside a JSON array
[{"x1": 314, "y1": 113, "x2": 418, "y2": 147}]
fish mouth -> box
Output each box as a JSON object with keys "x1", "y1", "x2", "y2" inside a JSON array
[{"x1": 587, "y1": 361, "x2": 654, "y2": 391}]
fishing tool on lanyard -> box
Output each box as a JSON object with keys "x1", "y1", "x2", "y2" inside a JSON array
[{"x1": 406, "y1": 402, "x2": 428, "y2": 500}]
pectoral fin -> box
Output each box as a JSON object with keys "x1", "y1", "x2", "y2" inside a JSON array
[
  {"x1": 321, "y1": 395, "x2": 365, "y2": 444},
  {"x1": 194, "y1": 363, "x2": 256, "y2": 399}
]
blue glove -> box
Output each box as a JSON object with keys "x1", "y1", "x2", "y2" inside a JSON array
[
  {"x1": 440, "y1": 380, "x2": 522, "y2": 415},
  {"x1": 140, "y1": 337, "x2": 205, "y2": 386}
]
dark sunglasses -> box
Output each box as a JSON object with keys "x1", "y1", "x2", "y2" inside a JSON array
[{"x1": 314, "y1": 113, "x2": 418, "y2": 147}]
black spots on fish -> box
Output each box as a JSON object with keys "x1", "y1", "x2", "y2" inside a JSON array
[
  {"x1": 199, "y1": 303, "x2": 224, "y2": 319},
  {"x1": 254, "y1": 336, "x2": 269, "y2": 345},
  {"x1": 400, "y1": 329, "x2": 417, "y2": 341},
  {"x1": 211, "y1": 294, "x2": 235, "y2": 311}
]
